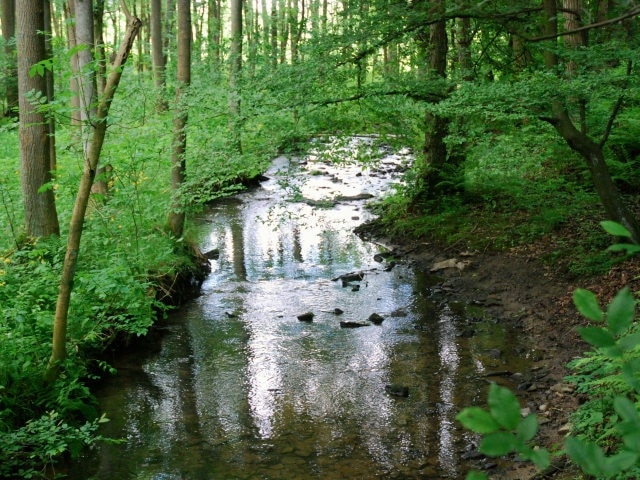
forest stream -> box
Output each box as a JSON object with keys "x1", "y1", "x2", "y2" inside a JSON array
[{"x1": 69, "y1": 138, "x2": 541, "y2": 479}]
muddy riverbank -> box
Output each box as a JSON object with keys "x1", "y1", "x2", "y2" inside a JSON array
[{"x1": 365, "y1": 224, "x2": 640, "y2": 479}]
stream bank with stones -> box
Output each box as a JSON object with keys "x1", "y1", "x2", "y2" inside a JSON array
[{"x1": 70, "y1": 138, "x2": 541, "y2": 479}]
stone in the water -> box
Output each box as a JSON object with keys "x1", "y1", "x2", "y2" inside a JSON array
[
  {"x1": 333, "y1": 308, "x2": 344, "y2": 315},
  {"x1": 385, "y1": 384, "x2": 409, "y2": 397},
  {"x1": 351, "y1": 285, "x2": 360, "y2": 292},
  {"x1": 204, "y1": 248, "x2": 220, "y2": 260},
  {"x1": 340, "y1": 321, "x2": 369, "y2": 328},
  {"x1": 297, "y1": 312, "x2": 314, "y2": 322},
  {"x1": 368, "y1": 313, "x2": 384, "y2": 325}
]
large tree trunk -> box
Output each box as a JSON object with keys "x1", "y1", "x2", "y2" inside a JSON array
[
  {"x1": 415, "y1": 0, "x2": 449, "y2": 200},
  {"x1": 1, "y1": 0, "x2": 18, "y2": 117},
  {"x1": 46, "y1": 15, "x2": 142, "y2": 382},
  {"x1": 16, "y1": 0, "x2": 60, "y2": 238},
  {"x1": 166, "y1": 0, "x2": 191, "y2": 237}
]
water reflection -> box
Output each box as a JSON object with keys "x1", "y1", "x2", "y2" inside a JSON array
[{"x1": 72, "y1": 145, "x2": 532, "y2": 480}]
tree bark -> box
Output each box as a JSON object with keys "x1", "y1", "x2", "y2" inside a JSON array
[
  {"x1": 44, "y1": 0, "x2": 56, "y2": 172},
  {"x1": 46, "y1": 15, "x2": 142, "y2": 382},
  {"x1": 151, "y1": 0, "x2": 166, "y2": 89},
  {"x1": 229, "y1": 0, "x2": 243, "y2": 152},
  {"x1": 166, "y1": 0, "x2": 191, "y2": 237},
  {"x1": 415, "y1": 0, "x2": 449, "y2": 200},
  {"x1": 16, "y1": 0, "x2": 60, "y2": 238},
  {"x1": 1, "y1": 0, "x2": 18, "y2": 117}
]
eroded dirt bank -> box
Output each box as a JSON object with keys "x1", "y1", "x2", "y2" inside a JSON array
[{"x1": 365, "y1": 230, "x2": 640, "y2": 479}]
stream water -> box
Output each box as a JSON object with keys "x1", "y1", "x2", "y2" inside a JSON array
[{"x1": 71, "y1": 138, "x2": 535, "y2": 479}]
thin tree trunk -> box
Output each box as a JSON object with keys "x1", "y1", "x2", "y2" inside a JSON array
[
  {"x1": 17, "y1": 0, "x2": 60, "y2": 238},
  {"x1": 46, "y1": 15, "x2": 142, "y2": 382},
  {"x1": 163, "y1": 0, "x2": 176, "y2": 67},
  {"x1": 166, "y1": 0, "x2": 191, "y2": 237},
  {"x1": 151, "y1": 0, "x2": 168, "y2": 110},
  {"x1": 229, "y1": 0, "x2": 243, "y2": 152},
  {"x1": 1, "y1": 0, "x2": 18, "y2": 117},
  {"x1": 270, "y1": 4, "x2": 278, "y2": 67},
  {"x1": 65, "y1": 0, "x2": 81, "y2": 126},
  {"x1": 94, "y1": 0, "x2": 107, "y2": 97},
  {"x1": 44, "y1": 0, "x2": 56, "y2": 172}
]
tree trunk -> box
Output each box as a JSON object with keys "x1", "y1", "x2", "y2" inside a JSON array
[
  {"x1": 65, "y1": 0, "x2": 81, "y2": 127},
  {"x1": 270, "y1": 4, "x2": 278, "y2": 68},
  {"x1": 166, "y1": 0, "x2": 191, "y2": 237},
  {"x1": 1, "y1": 0, "x2": 18, "y2": 117},
  {"x1": 151, "y1": 0, "x2": 168, "y2": 109},
  {"x1": 163, "y1": 0, "x2": 176, "y2": 67},
  {"x1": 94, "y1": 0, "x2": 107, "y2": 97},
  {"x1": 416, "y1": 0, "x2": 449, "y2": 200},
  {"x1": 46, "y1": 15, "x2": 142, "y2": 382},
  {"x1": 16, "y1": 0, "x2": 60, "y2": 238},
  {"x1": 278, "y1": 0, "x2": 288, "y2": 64},
  {"x1": 74, "y1": 0, "x2": 96, "y2": 155},
  {"x1": 44, "y1": 0, "x2": 56, "y2": 172},
  {"x1": 229, "y1": 0, "x2": 243, "y2": 152},
  {"x1": 207, "y1": 0, "x2": 221, "y2": 66}
]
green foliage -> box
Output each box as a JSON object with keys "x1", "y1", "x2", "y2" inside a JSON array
[
  {"x1": 457, "y1": 383, "x2": 551, "y2": 479},
  {"x1": 0, "y1": 411, "x2": 111, "y2": 479}
]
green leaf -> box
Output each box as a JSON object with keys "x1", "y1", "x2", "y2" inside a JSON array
[
  {"x1": 565, "y1": 437, "x2": 605, "y2": 477},
  {"x1": 601, "y1": 220, "x2": 632, "y2": 238},
  {"x1": 607, "y1": 244, "x2": 640, "y2": 255},
  {"x1": 613, "y1": 396, "x2": 640, "y2": 423},
  {"x1": 573, "y1": 289, "x2": 604, "y2": 322},
  {"x1": 606, "y1": 288, "x2": 635, "y2": 336},
  {"x1": 465, "y1": 472, "x2": 488, "y2": 480},
  {"x1": 37, "y1": 182, "x2": 53, "y2": 194},
  {"x1": 480, "y1": 431, "x2": 518, "y2": 456},
  {"x1": 456, "y1": 407, "x2": 500, "y2": 433},
  {"x1": 578, "y1": 326, "x2": 616, "y2": 348},
  {"x1": 516, "y1": 414, "x2": 538, "y2": 442},
  {"x1": 603, "y1": 450, "x2": 637, "y2": 476},
  {"x1": 618, "y1": 332, "x2": 640, "y2": 352},
  {"x1": 527, "y1": 448, "x2": 551, "y2": 470},
  {"x1": 488, "y1": 383, "x2": 521, "y2": 430}
]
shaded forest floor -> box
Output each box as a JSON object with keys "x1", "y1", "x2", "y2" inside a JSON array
[{"x1": 363, "y1": 211, "x2": 640, "y2": 479}]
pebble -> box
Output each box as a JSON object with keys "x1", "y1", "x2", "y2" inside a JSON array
[{"x1": 558, "y1": 423, "x2": 572, "y2": 434}]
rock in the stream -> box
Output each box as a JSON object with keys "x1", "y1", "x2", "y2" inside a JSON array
[
  {"x1": 333, "y1": 308, "x2": 344, "y2": 315},
  {"x1": 334, "y1": 272, "x2": 365, "y2": 284},
  {"x1": 368, "y1": 313, "x2": 384, "y2": 325},
  {"x1": 297, "y1": 312, "x2": 315, "y2": 322},
  {"x1": 385, "y1": 384, "x2": 409, "y2": 397},
  {"x1": 430, "y1": 258, "x2": 470, "y2": 272},
  {"x1": 340, "y1": 321, "x2": 369, "y2": 328},
  {"x1": 204, "y1": 248, "x2": 220, "y2": 260}
]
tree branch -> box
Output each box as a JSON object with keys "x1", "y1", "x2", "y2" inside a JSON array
[
  {"x1": 599, "y1": 61, "x2": 633, "y2": 148},
  {"x1": 526, "y1": 6, "x2": 640, "y2": 42}
]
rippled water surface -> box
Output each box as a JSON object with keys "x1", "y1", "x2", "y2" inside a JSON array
[{"x1": 71, "y1": 139, "x2": 534, "y2": 479}]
